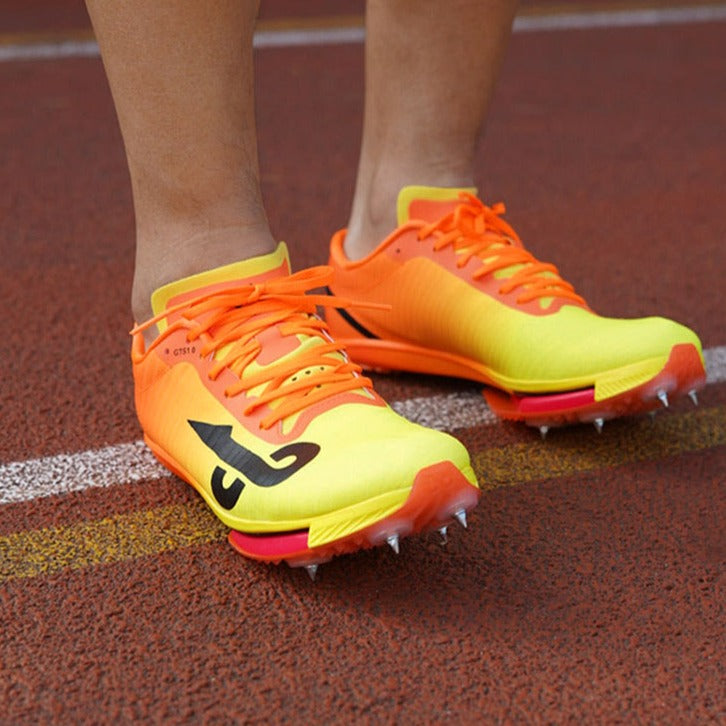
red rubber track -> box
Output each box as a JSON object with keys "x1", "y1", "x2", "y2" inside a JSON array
[{"x1": 1, "y1": 1, "x2": 724, "y2": 723}]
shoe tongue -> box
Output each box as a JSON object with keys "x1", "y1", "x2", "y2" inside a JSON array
[
  {"x1": 150, "y1": 242, "x2": 291, "y2": 320},
  {"x1": 396, "y1": 185, "x2": 477, "y2": 226}
]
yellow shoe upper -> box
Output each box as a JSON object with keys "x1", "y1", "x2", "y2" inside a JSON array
[
  {"x1": 328, "y1": 187, "x2": 703, "y2": 394},
  {"x1": 131, "y1": 242, "x2": 475, "y2": 532}
]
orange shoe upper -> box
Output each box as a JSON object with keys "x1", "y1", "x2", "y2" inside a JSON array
[
  {"x1": 327, "y1": 186, "x2": 702, "y2": 392},
  {"x1": 129, "y1": 242, "x2": 477, "y2": 533}
]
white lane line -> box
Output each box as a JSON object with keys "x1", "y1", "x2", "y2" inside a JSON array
[
  {"x1": 0, "y1": 441, "x2": 165, "y2": 505},
  {"x1": 1, "y1": 4, "x2": 725, "y2": 62},
  {"x1": 513, "y1": 4, "x2": 726, "y2": 32},
  {"x1": 705, "y1": 346, "x2": 726, "y2": 384},
  {"x1": 254, "y1": 26, "x2": 365, "y2": 48},
  {"x1": 391, "y1": 391, "x2": 499, "y2": 431},
  {"x1": 0, "y1": 40, "x2": 99, "y2": 62},
  {"x1": 1, "y1": 345, "x2": 724, "y2": 506}
]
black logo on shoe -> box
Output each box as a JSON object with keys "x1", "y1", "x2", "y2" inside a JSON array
[{"x1": 188, "y1": 420, "x2": 320, "y2": 510}]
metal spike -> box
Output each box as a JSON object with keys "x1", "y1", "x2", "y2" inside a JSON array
[
  {"x1": 593, "y1": 418, "x2": 604, "y2": 434},
  {"x1": 453, "y1": 509, "x2": 468, "y2": 529},
  {"x1": 688, "y1": 389, "x2": 699, "y2": 406},
  {"x1": 438, "y1": 526, "x2": 448, "y2": 545},
  {"x1": 657, "y1": 390, "x2": 669, "y2": 408},
  {"x1": 539, "y1": 425, "x2": 549, "y2": 440},
  {"x1": 305, "y1": 564, "x2": 318, "y2": 582},
  {"x1": 386, "y1": 534, "x2": 400, "y2": 555}
]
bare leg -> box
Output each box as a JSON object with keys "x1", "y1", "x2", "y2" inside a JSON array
[
  {"x1": 345, "y1": 0, "x2": 519, "y2": 259},
  {"x1": 85, "y1": 0, "x2": 276, "y2": 323}
]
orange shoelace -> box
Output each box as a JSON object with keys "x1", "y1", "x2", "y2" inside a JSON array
[
  {"x1": 417, "y1": 193, "x2": 585, "y2": 306},
  {"x1": 131, "y1": 267, "x2": 375, "y2": 429}
]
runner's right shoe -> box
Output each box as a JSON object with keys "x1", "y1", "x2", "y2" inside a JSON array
[
  {"x1": 130, "y1": 243, "x2": 479, "y2": 574},
  {"x1": 327, "y1": 187, "x2": 706, "y2": 432}
]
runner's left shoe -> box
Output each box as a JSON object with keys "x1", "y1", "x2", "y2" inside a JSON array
[
  {"x1": 326, "y1": 186, "x2": 706, "y2": 431},
  {"x1": 130, "y1": 243, "x2": 479, "y2": 575}
]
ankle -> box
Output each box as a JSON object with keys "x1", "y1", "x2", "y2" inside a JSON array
[
  {"x1": 131, "y1": 222, "x2": 277, "y2": 324},
  {"x1": 344, "y1": 165, "x2": 475, "y2": 260}
]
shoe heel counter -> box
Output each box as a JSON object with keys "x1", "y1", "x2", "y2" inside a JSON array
[
  {"x1": 328, "y1": 228, "x2": 348, "y2": 269},
  {"x1": 132, "y1": 340, "x2": 171, "y2": 425}
]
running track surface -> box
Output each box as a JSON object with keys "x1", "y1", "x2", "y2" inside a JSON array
[{"x1": 1, "y1": 1, "x2": 725, "y2": 723}]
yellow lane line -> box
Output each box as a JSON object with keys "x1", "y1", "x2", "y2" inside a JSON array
[
  {"x1": 475, "y1": 406, "x2": 725, "y2": 488},
  {"x1": 256, "y1": 14, "x2": 363, "y2": 32},
  {"x1": 0, "y1": 503, "x2": 226, "y2": 583},
  {"x1": 1, "y1": 406, "x2": 723, "y2": 584},
  {"x1": 1, "y1": 1, "x2": 725, "y2": 49},
  {"x1": 516, "y1": 0, "x2": 726, "y2": 16},
  {"x1": 0, "y1": 29, "x2": 95, "y2": 47},
  {"x1": 0, "y1": 16, "x2": 364, "y2": 49}
]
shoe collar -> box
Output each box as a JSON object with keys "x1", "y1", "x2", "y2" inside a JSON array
[
  {"x1": 150, "y1": 242, "x2": 291, "y2": 332},
  {"x1": 396, "y1": 185, "x2": 478, "y2": 226}
]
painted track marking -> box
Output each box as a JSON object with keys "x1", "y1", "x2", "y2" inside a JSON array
[
  {"x1": 0, "y1": 346, "x2": 724, "y2": 507},
  {"x1": 0, "y1": 503, "x2": 225, "y2": 582},
  {"x1": 1, "y1": 3, "x2": 725, "y2": 62},
  {"x1": 475, "y1": 405, "x2": 726, "y2": 488}
]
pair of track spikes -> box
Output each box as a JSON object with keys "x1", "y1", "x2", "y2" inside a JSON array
[{"x1": 131, "y1": 186, "x2": 708, "y2": 583}]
